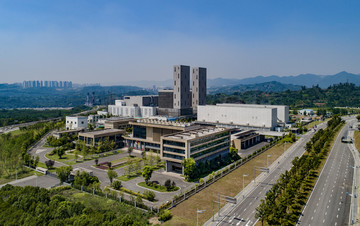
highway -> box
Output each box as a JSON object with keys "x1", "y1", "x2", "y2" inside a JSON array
[
  {"x1": 298, "y1": 118, "x2": 355, "y2": 226},
  {"x1": 205, "y1": 121, "x2": 328, "y2": 226}
]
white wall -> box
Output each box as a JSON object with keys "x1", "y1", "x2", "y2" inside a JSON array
[
  {"x1": 198, "y1": 105, "x2": 277, "y2": 130},
  {"x1": 108, "y1": 105, "x2": 156, "y2": 118},
  {"x1": 66, "y1": 116, "x2": 88, "y2": 130},
  {"x1": 217, "y1": 103, "x2": 289, "y2": 123}
]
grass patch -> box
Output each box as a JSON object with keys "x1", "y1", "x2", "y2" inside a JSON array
[
  {"x1": 354, "y1": 131, "x2": 360, "y2": 154},
  {"x1": 57, "y1": 188, "x2": 151, "y2": 222},
  {"x1": 165, "y1": 142, "x2": 292, "y2": 226},
  {"x1": 0, "y1": 167, "x2": 39, "y2": 185},
  {"x1": 117, "y1": 174, "x2": 140, "y2": 181},
  {"x1": 138, "y1": 182, "x2": 179, "y2": 192}
]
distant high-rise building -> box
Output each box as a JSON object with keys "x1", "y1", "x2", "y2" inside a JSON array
[
  {"x1": 192, "y1": 67, "x2": 207, "y2": 113},
  {"x1": 22, "y1": 80, "x2": 72, "y2": 88},
  {"x1": 173, "y1": 65, "x2": 191, "y2": 109}
]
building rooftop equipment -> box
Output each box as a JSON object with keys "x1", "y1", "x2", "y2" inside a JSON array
[{"x1": 163, "y1": 126, "x2": 226, "y2": 141}]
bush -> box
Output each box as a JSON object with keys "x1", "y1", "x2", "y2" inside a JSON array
[
  {"x1": 143, "y1": 190, "x2": 156, "y2": 201},
  {"x1": 159, "y1": 209, "x2": 172, "y2": 221},
  {"x1": 112, "y1": 180, "x2": 122, "y2": 190}
]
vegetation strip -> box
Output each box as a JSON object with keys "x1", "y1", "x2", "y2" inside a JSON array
[{"x1": 255, "y1": 116, "x2": 344, "y2": 225}]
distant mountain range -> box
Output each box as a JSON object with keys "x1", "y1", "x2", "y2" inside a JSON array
[
  {"x1": 208, "y1": 81, "x2": 302, "y2": 94},
  {"x1": 122, "y1": 71, "x2": 360, "y2": 89},
  {"x1": 216, "y1": 71, "x2": 360, "y2": 89}
]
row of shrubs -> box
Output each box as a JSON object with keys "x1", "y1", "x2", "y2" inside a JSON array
[{"x1": 110, "y1": 182, "x2": 156, "y2": 202}]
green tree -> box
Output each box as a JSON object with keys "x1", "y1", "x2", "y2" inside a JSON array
[
  {"x1": 182, "y1": 158, "x2": 196, "y2": 180},
  {"x1": 107, "y1": 169, "x2": 118, "y2": 184},
  {"x1": 56, "y1": 147, "x2": 66, "y2": 159},
  {"x1": 56, "y1": 166, "x2": 72, "y2": 184},
  {"x1": 128, "y1": 146, "x2": 133, "y2": 157},
  {"x1": 142, "y1": 166, "x2": 153, "y2": 184}
]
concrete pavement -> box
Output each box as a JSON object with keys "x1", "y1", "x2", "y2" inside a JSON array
[
  {"x1": 298, "y1": 119, "x2": 354, "y2": 226},
  {"x1": 204, "y1": 121, "x2": 328, "y2": 226}
]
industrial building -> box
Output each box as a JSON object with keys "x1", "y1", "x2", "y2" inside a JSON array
[
  {"x1": 217, "y1": 104, "x2": 289, "y2": 124},
  {"x1": 161, "y1": 127, "x2": 231, "y2": 173},
  {"x1": 78, "y1": 129, "x2": 125, "y2": 147},
  {"x1": 108, "y1": 96, "x2": 158, "y2": 118},
  {"x1": 197, "y1": 104, "x2": 278, "y2": 131},
  {"x1": 66, "y1": 116, "x2": 88, "y2": 130}
]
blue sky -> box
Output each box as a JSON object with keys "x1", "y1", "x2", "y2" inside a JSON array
[{"x1": 0, "y1": 0, "x2": 359, "y2": 84}]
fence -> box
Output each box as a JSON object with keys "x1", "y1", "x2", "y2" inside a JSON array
[
  {"x1": 71, "y1": 183, "x2": 157, "y2": 213},
  {"x1": 165, "y1": 137, "x2": 282, "y2": 210}
]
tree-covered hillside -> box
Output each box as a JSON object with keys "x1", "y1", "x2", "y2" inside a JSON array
[
  {"x1": 0, "y1": 185, "x2": 149, "y2": 225},
  {"x1": 207, "y1": 83, "x2": 360, "y2": 108}
]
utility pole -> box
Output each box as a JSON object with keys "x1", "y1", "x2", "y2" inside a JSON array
[{"x1": 243, "y1": 174, "x2": 249, "y2": 198}]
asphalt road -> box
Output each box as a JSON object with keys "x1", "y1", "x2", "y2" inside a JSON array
[
  {"x1": 209, "y1": 121, "x2": 328, "y2": 226},
  {"x1": 298, "y1": 118, "x2": 355, "y2": 226}
]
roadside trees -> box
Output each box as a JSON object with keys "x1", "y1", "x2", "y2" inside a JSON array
[
  {"x1": 55, "y1": 147, "x2": 66, "y2": 159},
  {"x1": 142, "y1": 166, "x2": 153, "y2": 184},
  {"x1": 128, "y1": 146, "x2": 133, "y2": 157},
  {"x1": 56, "y1": 166, "x2": 72, "y2": 184},
  {"x1": 182, "y1": 158, "x2": 196, "y2": 180},
  {"x1": 45, "y1": 160, "x2": 55, "y2": 169},
  {"x1": 107, "y1": 169, "x2": 118, "y2": 184}
]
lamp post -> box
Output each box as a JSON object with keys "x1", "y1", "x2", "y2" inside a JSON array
[
  {"x1": 267, "y1": 154, "x2": 272, "y2": 168},
  {"x1": 243, "y1": 174, "x2": 249, "y2": 198},
  {"x1": 197, "y1": 208, "x2": 205, "y2": 226},
  {"x1": 34, "y1": 173, "x2": 37, "y2": 187}
]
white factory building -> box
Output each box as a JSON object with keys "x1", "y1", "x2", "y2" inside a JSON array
[
  {"x1": 197, "y1": 103, "x2": 289, "y2": 131},
  {"x1": 108, "y1": 96, "x2": 157, "y2": 118},
  {"x1": 66, "y1": 116, "x2": 88, "y2": 130},
  {"x1": 217, "y1": 103, "x2": 289, "y2": 123}
]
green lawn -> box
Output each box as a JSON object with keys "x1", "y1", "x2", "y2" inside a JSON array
[
  {"x1": 0, "y1": 167, "x2": 41, "y2": 185},
  {"x1": 138, "y1": 182, "x2": 179, "y2": 192},
  {"x1": 117, "y1": 174, "x2": 141, "y2": 181}
]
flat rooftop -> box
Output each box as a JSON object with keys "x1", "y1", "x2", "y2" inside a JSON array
[
  {"x1": 131, "y1": 118, "x2": 196, "y2": 128},
  {"x1": 213, "y1": 104, "x2": 276, "y2": 109},
  {"x1": 79, "y1": 129, "x2": 124, "y2": 137},
  {"x1": 104, "y1": 117, "x2": 137, "y2": 122},
  {"x1": 163, "y1": 127, "x2": 227, "y2": 141}
]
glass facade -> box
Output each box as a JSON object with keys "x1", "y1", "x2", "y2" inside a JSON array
[
  {"x1": 163, "y1": 140, "x2": 185, "y2": 147},
  {"x1": 133, "y1": 126, "x2": 146, "y2": 139},
  {"x1": 163, "y1": 153, "x2": 184, "y2": 160},
  {"x1": 163, "y1": 146, "x2": 185, "y2": 154}
]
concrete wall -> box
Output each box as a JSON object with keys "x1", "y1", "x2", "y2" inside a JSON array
[
  {"x1": 192, "y1": 67, "x2": 207, "y2": 112},
  {"x1": 198, "y1": 105, "x2": 277, "y2": 130},
  {"x1": 66, "y1": 116, "x2": 88, "y2": 130},
  {"x1": 173, "y1": 65, "x2": 191, "y2": 109},
  {"x1": 108, "y1": 105, "x2": 156, "y2": 118},
  {"x1": 123, "y1": 95, "x2": 158, "y2": 107},
  {"x1": 158, "y1": 90, "x2": 173, "y2": 108}
]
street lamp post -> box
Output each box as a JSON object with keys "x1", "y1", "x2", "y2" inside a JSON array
[
  {"x1": 197, "y1": 209, "x2": 205, "y2": 226},
  {"x1": 243, "y1": 174, "x2": 249, "y2": 198},
  {"x1": 267, "y1": 154, "x2": 272, "y2": 168},
  {"x1": 34, "y1": 173, "x2": 37, "y2": 187}
]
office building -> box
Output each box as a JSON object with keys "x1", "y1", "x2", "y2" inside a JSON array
[
  {"x1": 78, "y1": 129, "x2": 125, "y2": 147},
  {"x1": 124, "y1": 119, "x2": 200, "y2": 152},
  {"x1": 161, "y1": 127, "x2": 231, "y2": 173}
]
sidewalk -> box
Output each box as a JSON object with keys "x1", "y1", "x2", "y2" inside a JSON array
[{"x1": 347, "y1": 127, "x2": 360, "y2": 225}]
